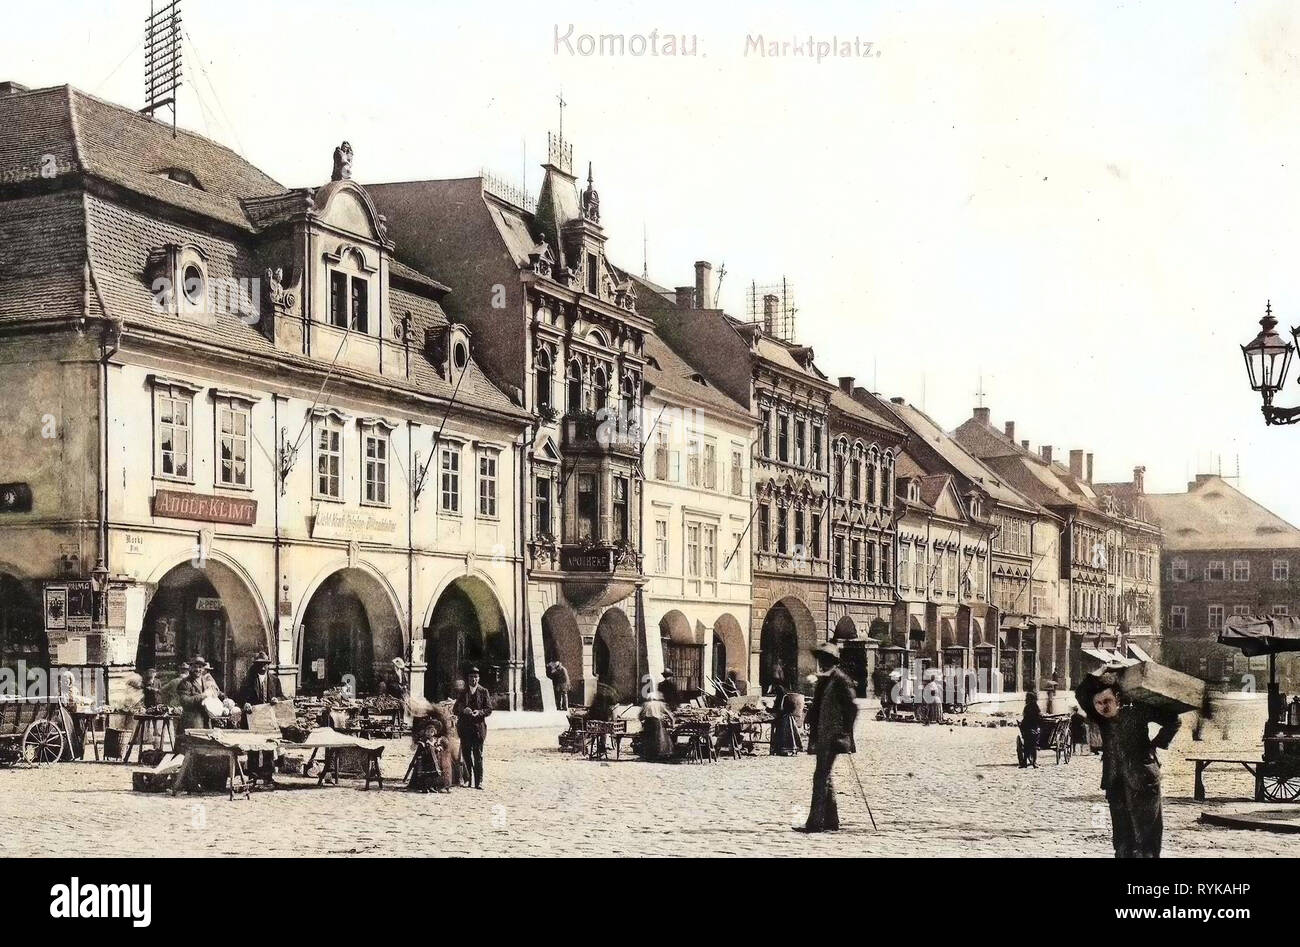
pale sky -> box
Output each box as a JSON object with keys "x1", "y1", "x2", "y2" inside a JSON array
[{"x1": 8, "y1": 0, "x2": 1300, "y2": 524}]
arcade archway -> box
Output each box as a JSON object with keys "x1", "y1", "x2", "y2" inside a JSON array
[
  {"x1": 299, "y1": 567, "x2": 402, "y2": 696},
  {"x1": 759, "y1": 596, "x2": 816, "y2": 693},
  {"x1": 425, "y1": 575, "x2": 510, "y2": 702},
  {"x1": 137, "y1": 559, "x2": 269, "y2": 695},
  {"x1": 0, "y1": 573, "x2": 45, "y2": 669},
  {"x1": 594, "y1": 607, "x2": 637, "y2": 702},
  {"x1": 712, "y1": 613, "x2": 746, "y2": 685},
  {"x1": 541, "y1": 605, "x2": 583, "y2": 707}
]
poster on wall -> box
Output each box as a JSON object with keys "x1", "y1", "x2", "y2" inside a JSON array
[
  {"x1": 43, "y1": 586, "x2": 68, "y2": 632},
  {"x1": 65, "y1": 580, "x2": 93, "y2": 631}
]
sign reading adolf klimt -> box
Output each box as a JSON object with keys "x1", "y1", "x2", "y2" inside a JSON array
[{"x1": 152, "y1": 488, "x2": 258, "y2": 526}]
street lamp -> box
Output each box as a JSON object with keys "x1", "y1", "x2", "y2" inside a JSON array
[{"x1": 1242, "y1": 301, "x2": 1300, "y2": 424}]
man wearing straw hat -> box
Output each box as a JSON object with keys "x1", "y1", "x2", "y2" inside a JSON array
[{"x1": 803, "y1": 641, "x2": 858, "y2": 832}]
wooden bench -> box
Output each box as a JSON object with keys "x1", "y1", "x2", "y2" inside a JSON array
[{"x1": 1187, "y1": 756, "x2": 1262, "y2": 801}]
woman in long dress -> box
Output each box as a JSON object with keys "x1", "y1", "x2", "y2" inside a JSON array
[{"x1": 770, "y1": 680, "x2": 803, "y2": 756}]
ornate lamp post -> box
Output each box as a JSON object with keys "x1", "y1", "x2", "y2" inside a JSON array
[{"x1": 1242, "y1": 301, "x2": 1300, "y2": 424}]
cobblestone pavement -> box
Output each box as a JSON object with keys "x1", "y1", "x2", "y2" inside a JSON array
[{"x1": 0, "y1": 699, "x2": 1294, "y2": 857}]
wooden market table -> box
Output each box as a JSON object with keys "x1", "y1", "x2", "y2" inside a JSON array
[{"x1": 171, "y1": 730, "x2": 281, "y2": 801}]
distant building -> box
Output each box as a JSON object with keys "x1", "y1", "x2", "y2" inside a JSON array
[
  {"x1": 826, "y1": 380, "x2": 907, "y2": 696},
  {"x1": 1146, "y1": 475, "x2": 1300, "y2": 689},
  {"x1": 952, "y1": 407, "x2": 1158, "y2": 685}
]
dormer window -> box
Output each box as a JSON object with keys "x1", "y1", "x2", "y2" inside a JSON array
[
  {"x1": 452, "y1": 339, "x2": 469, "y2": 371},
  {"x1": 182, "y1": 263, "x2": 205, "y2": 306},
  {"x1": 329, "y1": 270, "x2": 369, "y2": 332},
  {"x1": 155, "y1": 167, "x2": 204, "y2": 189},
  {"x1": 908, "y1": 481, "x2": 920, "y2": 503}
]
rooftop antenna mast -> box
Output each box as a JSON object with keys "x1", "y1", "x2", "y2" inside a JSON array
[
  {"x1": 642, "y1": 223, "x2": 648, "y2": 278},
  {"x1": 142, "y1": 0, "x2": 183, "y2": 137},
  {"x1": 975, "y1": 373, "x2": 987, "y2": 408},
  {"x1": 713, "y1": 261, "x2": 726, "y2": 306}
]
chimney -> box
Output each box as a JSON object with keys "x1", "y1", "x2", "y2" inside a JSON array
[
  {"x1": 1133, "y1": 465, "x2": 1146, "y2": 494},
  {"x1": 0, "y1": 81, "x2": 29, "y2": 96},
  {"x1": 675, "y1": 286, "x2": 695, "y2": 309},
  {"x1": 694, "y1": 261, "x2": 712, "y2": 310},
  {"x1": 838, "y1": 376, "x2": 854, "y2": 394},
  {"x1": 1069, "y1": 450, "x2": 1085, "y2": 480},
  {"x1": 1021, "y1": 440, "x2": 1030, "y2": 451},
  {"x1": 1041, "y1": 445, "x2": 1053, "y2": 464},
  {"x1": 1005, "y1": 421, "x2": 1015, "y2": 442},
  {"x1": 973, "y1": 407, "x2": 991, "y2": 425},
  {"x1": 762, "y1": 294, "x2": 779, "y2": 334},
  {"x1": 1086, "y1": 453, "x2": 1094, "y2": 484}
]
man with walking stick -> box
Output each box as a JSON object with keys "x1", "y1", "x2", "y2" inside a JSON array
[{"x1": 802, "y1": 642, "x2": 860, "y2": 833}]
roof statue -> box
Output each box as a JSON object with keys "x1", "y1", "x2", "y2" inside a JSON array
[{"x1": 332, "y1": 141, "x2": 354, "y2": 182}]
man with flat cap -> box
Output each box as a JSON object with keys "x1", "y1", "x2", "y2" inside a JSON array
[
  {"x1": 804, "y1": 641, "x2": 859, "y2": 833},
  {"x1": 453, "y1": 665, "x2": 493, "y2": 789}
]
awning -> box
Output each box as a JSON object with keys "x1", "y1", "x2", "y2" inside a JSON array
[
  {"x1": 1000, "y1": 615, "x2": 1028, "y2": 631},
  {"x1": 1219, "y1": 614, "x2": 1300, "y2": 657},
  {"x1": 1081, "y1": 648, "x2": 1139, "y2": 667}
]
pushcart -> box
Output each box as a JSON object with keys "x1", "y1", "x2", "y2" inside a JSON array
[
  {"x1": 1015, "y1": 713, "x2": 1072, "y2": 766},
  {"x1": 0, "y1": 696, "x2": 76, "y2": 765}
]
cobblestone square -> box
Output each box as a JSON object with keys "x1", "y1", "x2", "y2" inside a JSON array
[{"x1": 0, "y1": 702, "x2": 1293, "y2": 858}]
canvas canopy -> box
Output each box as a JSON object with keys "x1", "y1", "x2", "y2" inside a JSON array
[{"x1": 1219, "y1": 614, "x2": 1300, "y2": 657}]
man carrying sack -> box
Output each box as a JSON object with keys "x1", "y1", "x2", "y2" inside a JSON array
[{"x1": 803, "y1": 641, "x2": 858, "y2": 833}]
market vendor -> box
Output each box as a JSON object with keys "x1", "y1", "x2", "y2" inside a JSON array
[
  {"x1": 638, "y1": 687, "x2": 675, "y2": 762},
  {"x1": 238, "y1": 651, "x2": 281, "y2": 708},
  {"x1": 1076, "y1": 671, "x2": 1181, "y2": 858},
  {"x1": 177, "y1": 657, "x2": 228, "y2": 730}
]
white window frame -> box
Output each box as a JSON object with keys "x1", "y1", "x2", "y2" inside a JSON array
[
  {"x1": 359, "y1": 420, "x2": 395, "y2": 508},
  {"x1": 213, "y1": 394, "x2": 255, "y2": 490},
  {"x1": 655, "y1": 519, "x2": 669, "y2": 574},
  {"x1": 477, "y1": 449, "x2": 499, "y2": 519},
  {"x1": 1207, "y1": 604, "x2": 1225, "y2": 630},
  {"x1": 1233, "y1": 559, "x2": 1250, "y2": 582},
  {"x1": 1275, "y1": 605, "x2": 1291, "y2": 617},
  {"x1": 1275, "y1": 559, "x2": 1291, "y2": 582},
  {"x1": 1171, "y1": 558, "x2": 1189, "y2": 582},
  {"x1": 440, "y1": 443, "x2": 462, "y2": 514},
  {"x1": 312, "y1": 411, "x2": 346, "y2": 501},
  {"x1": 1170, "y1": 605, "x2": 1187, "y2": 631},
  {"x1": 152, "y1": 379, "x2": 200, "y2": 483},
  {"x1": 1205, "y1": 560, "x2": 1226, "y2": 582},
  {"x1": 686, "y1": 523, "x2": 701, "y2": 577}
]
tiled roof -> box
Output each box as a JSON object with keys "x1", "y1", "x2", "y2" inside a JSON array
[
  {"x1": 0, "y1": 85, "x2": 289, "y2": 231},
  {"x1": 0, "y1": 190, "x2": 88, "y2": 324},
  {"x1": 642, "y1": 331, "x2": 750, "y2": 423},
  {"x1": 1146, "y1": 476, "x2": 1300, "y2": 551},
  {"x1": 830, "y1": 387, "x2": 907, "y2": 439},
  {"x1": 882, "y1": 399, "x2": 1039, "y2": 512}
]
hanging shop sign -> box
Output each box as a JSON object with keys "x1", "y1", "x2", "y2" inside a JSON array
[
  {"x1": 194, "y1": 597, "x2": 224, "y2": 612},
  {"x1": 152, "y1": 489, "x2": 257, "y2": 527}
]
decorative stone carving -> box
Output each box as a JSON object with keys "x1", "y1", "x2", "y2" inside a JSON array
[
  {"x1": 581, "y1": 162, "x2": 600, "y2": 222},
  {"x1": 332, "y1": 142, "x2": 354, "y2": 182}
]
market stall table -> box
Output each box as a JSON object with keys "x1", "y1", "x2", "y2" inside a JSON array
[
  {"x1": 171, "y1": 730, "x2": 282, "y2": 801},
  {"x1": 296, "y1": 727, "x2": 386, "y2": 789}
]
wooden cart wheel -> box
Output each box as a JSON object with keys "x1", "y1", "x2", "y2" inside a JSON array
[
  {"x1": 1015, "y1": 734, "x2": 1026, "y2": 767},
  {"x1": 1260, "y1": 774, "x2": 1300, "y2": 802},
  {"x1": 22, "y1": 719, "x2": 66, "y2": 764}
]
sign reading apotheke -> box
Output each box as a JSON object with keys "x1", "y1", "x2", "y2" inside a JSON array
[
  {"x1": 152, "y1": 488, "x2": 257, "y2": 526},
  {"x1": 311, "y1": 508, "x2": 398, "y2": 544}
]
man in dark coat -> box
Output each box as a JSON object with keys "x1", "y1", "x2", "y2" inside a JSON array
[
  {"x1": 546, "y1": 660, "x2": 570, "y2": 710},
  {"x1": 1076, "y1": 671, "x2": 1181, "y2": 858},
  {"x1": 238, "y1": 651, "x2": 282, "y2": 708},
  {"x1": 453, "y1": 666, "x2": 493, "y2": 789},
  {"x1": 804, "y1": 642, "x2": 858, "y2": 832},
  {"x1": 177, "y1": 657, "x2": 221, "y2": 730}
]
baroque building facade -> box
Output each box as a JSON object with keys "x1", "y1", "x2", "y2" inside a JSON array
[{"x1": 0, "y1": 84, "x2": 531, "y2": 706}]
